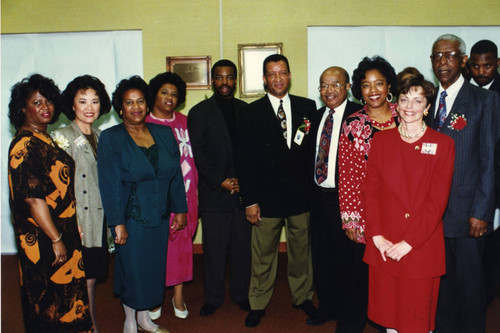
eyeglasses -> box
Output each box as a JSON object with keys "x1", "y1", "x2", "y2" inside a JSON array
[
  {"x1": 318, "y1": 82, "x2": 346, "y2": 91},
  {"x1": 430, "y1": 52, "x2": 462, "y2": 62}
]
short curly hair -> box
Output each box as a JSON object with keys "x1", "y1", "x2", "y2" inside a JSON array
[
  {"x1": 351, "y1": 56, "x2": 397, "y2": 101},
  {"x1": 61, "y1": 75, "x2": 111, "y2": 121},
  {"x1": 397, "y1": 73, "x2": 436, "y2": 107},
  {"x1": 8, "y1": 74, "x2": 62, "y2": 130},
  {"x1": 111, "y1": 76, "x2": 150, "y2": 118},
  {"x1": 148, "y1": 72, "x2": 186, "y2": 110}
]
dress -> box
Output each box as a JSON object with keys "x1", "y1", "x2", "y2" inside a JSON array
[
  {"x1": 51, "y1": 121, "x2": 107, "y2": 279},
  {"x1": 8, "y1": 130, "x2": 92, "y2": 333},
  {"x1": 362, "y1": 128, "x2": 455, "y2": 331},
  {"x1": 97, "y1": 123, "x2": 187, "y2": 310},
  {"x1": 146, "y1": 112, "x2": 198, "y2": 286},
  {"x1": 338, "y1": 102, "x2": 398, "y2": 243}
]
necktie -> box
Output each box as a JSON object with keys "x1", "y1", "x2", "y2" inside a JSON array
[
  {"x1": 315, "y1": 108, "x2": 334, "y2": 184},
  {"x1": 277, "y1": 99, "x2": 287, "y2": 139},
  {"x1": 436, "y1": 91, "x2": 448, "y2": 131}
]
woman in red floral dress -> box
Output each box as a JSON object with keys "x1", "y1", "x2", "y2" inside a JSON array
[{"x1": 336, "y1": 56, "x2": 398, "y2": 331}]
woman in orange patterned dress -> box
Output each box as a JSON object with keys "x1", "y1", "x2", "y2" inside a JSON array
[{"x1": 7, "y1": 74, "x2": 93, "y2": 332}]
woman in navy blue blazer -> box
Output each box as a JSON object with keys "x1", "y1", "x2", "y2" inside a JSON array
[{"x1": 98, "y1": 76, "x2": 187, "y2": 333}]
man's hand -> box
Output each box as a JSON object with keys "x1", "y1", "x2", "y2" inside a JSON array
[
  {"x1": 221, "y1": 178, "x2": 240, "y2": 194},
  {"x1": 245, "y1": 204, "x2": 261, "y2": 225},
  {"x1": 469, "y1": 217, "x2": 488, "y2": 238}
]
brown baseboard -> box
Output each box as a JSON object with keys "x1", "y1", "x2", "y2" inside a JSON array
[{"x1": 193, "y1": 242, "x2": 287, "y2": 254}]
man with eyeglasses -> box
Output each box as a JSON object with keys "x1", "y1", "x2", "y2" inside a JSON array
[
  {"x1": 428, "y1": 34, "x2": 500, "y2": 333},
  {"x1": 307, "y1": 67, "x2": 362, "y2": 331}
]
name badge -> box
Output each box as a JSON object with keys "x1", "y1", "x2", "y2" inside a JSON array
[
  {"x1": 421, "y1": 142, "x2": 437, "y2": 155},
  {"x1": 74, "y1": 136, "x2": 87, "y2": 148},
  {"x1": 294, "y1": 129, "x2": 304, "y2": 145}
]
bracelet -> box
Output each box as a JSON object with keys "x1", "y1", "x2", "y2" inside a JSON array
[{"x1": 52, "y1": 233, "x2": 63, "y2": 243}]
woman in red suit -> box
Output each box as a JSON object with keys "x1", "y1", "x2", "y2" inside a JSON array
[{"x1": 362, "y1": 74, "x2": 455, "y2": 333}]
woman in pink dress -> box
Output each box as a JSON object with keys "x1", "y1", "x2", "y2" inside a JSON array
[{"x1": 147, "y1": 72, "x2": 198, "y2": 320}]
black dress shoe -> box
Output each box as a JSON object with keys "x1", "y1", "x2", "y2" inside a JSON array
[
  {"x1": 199, "y1": 303, "x2": 218, "y2": 316},
  {"x1": 237, "y1": 299, "x2": 251, "y2": 311},
  {"x1": 245, "y1": 310, "x2": 265, "y2": 327},
  {"x1": 292, "y1": 299, "x2": 318, "y2": 317},
  {"x1": 306, "y1": 313, "x2": 333, "y2": 326}
]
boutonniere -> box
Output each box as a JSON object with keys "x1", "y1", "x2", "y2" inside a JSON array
[
  {"x1": 51, "y1": 132, "x2": 70, "y2": 149},
  {"x1": 448, "y1": 113, "x2": 467, "y2": 131},
  {"x1": 298, "y1": 117, "x2": 311, "y2": 135}
]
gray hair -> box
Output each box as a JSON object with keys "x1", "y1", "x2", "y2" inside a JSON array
[{"x1": 433, "y1": 34, "x2": 466, "y2": 55}]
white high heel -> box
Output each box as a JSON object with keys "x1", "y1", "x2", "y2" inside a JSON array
[
  {"x1": 148, "y1": 306, "x2": 162, "y2": 321},
  {"x1": 172, "y1": 297, "x2": 188, "y2": 319}
]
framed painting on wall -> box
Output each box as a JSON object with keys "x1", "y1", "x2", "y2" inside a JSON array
[
  {"x1": 238, "y1": 43, "x2": 283, "y2": 98},
  {"x1": 166, "y1": 56, "x2": 212, "y2": 89}
]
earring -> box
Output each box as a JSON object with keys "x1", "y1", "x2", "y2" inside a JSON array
[
  {"x1": 360, "y1": 98, "x2": 366, "y2": 105},
  {"x1": 119, "y1": 110, "x2": 123, "y2": 116},
  {"x1": 386, "y1": 93, "x2": 393, "y2": 102},
  {"x1": 423, "y1": 111, "x2": 429, "y2": 117}
]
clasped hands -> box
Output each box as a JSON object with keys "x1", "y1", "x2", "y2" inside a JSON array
[
  {"x1": 221, "y1": 177, "x2": 240, "y2": 194},
  {"x1": 372, "y1": 235, "x2": 412, "y2": 262}
]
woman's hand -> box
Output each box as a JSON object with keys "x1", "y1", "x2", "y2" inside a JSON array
[
  {"x1": 52, "y1": 240, "x2": 67, "y2": 266},
  {"x1": 114, "y1": 225, "x2": 128, "y2": 245},
  {"x1": 171, "y1": 213, "x2": 187, "y2": 231},
  {"x1": 386, "y1": 241, "x2": 412, "y2": 262},
  {"x1": 345, "y1": 227, "x2": 363, "y2": 243},
  {"x1": 372, "y1": 235, "x2": 393, "y2": 261}
]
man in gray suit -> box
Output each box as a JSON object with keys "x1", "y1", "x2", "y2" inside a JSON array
[
  {"x1": 188, "y1": 59, "x2": 251, "y2": 317},
  {"x1": 429, "y1": 34, "x2": 500, "y2": 333}
]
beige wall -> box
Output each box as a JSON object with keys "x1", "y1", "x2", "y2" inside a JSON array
[
  {"x1": 4, "y1": 0, "x2": 499, "y2": 112},
  {"x1": 3, "y1": 0, "x2": 499, "y2": 244}
]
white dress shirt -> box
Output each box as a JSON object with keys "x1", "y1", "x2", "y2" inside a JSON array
[
  {"x1": 435, "y1": 75, "x2": 465, "y2": 118},
  {"x1": 314, "y1": 99, "x2": 348, "y2": 188},
  {"x1": 268, "y1": 93, "x2": 292, "y2": 148},
  {"x1": 471, "y1": 77, "x2": 494, "y2": 90}
]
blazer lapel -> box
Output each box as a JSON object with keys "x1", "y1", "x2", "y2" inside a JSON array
[{"x1": 69, "y1": 121, "x2": 97, "y2": 160}]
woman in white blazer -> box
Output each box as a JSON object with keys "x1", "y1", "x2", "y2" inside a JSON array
[{"x1": 51, "y1": 75, "x2": 111, "y2": 333}]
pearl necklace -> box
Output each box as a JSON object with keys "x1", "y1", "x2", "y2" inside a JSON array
[{"x1": 398, "y1": 122, "x2": 426, "y2": 139}]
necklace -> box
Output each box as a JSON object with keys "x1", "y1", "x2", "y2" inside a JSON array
[
  {"x1": 28, "y1": 126, "x2": 56, "y2": 147},
  {"x1": 398, "y1": 122, "x2": 426, "y2": 138}
]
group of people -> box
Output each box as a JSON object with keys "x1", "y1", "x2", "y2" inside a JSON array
[{"x1": 7, "y1": 32, "x2": 500, "y2": 333}]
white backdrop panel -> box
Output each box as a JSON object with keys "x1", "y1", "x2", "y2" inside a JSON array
[
  {"x1": 1, "y1": 30, "x2": 143, "y2": 253},
  {"x1": 308, "y1": 26, "x2": 500, "y2": 106}
]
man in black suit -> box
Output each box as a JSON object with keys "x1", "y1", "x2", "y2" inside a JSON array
[
  {"x1": 429, "y1": 34, "x2": 500, "y2": 333},
  {"x1": 469, "y1": 39, "x2": 500, "y2": 94},
  {"x1": 469, "y1": 39, "x2": 500, "y2": 306},
  {"x1": 238, "y1": 54, "x2": 317, "y2": 327},
  {"x1": 307, "y1": 67, "x2": 363, "y2": 332},
  {"x1": 187, "y1": 59, "x2": 251, "y2": 317}
]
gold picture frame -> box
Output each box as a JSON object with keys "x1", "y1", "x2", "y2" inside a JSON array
[
  {"x1": 238, "y1": 43, "x2": 283, "y2": 98},
  {"x1": 166, "y1": 56, "x2": 212, "y2": 90}
]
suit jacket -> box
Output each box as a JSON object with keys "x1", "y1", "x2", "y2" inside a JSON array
[
  {"x1": 97, "y1": 123, "x2": 187, "y2": 228},
  {"x1": 187, "y1": 95, "x2": 247, "y2": 213},
  {"x1": 309, "y1": 100, "x2": 361, "y2": 186},
  {"x1": 489, "y1": 75, "x2": 500, "y2": 95},
  {"x1": 429, "y1": 81, "x2": 500, "y2": 237},
  {"x1": 238, "y1": 94, "x2": 316, "y2": 217},
  {"x1": 51, "y1": 121, "x2": 104, "y2": 248},
  {"x1": 362, "y1": 128, "x2": 454, "y2": 278}
]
